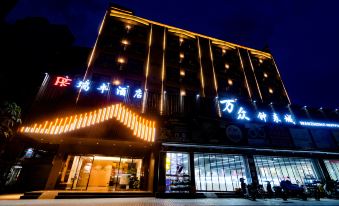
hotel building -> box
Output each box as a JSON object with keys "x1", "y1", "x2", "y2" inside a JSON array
[{"x1": 15, "y1": 5, "x2": 339, "y2": 197}]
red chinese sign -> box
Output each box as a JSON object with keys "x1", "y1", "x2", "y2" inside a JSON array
[{"x1": 54, "y1": 76, "x2": 72, "y2": 87}]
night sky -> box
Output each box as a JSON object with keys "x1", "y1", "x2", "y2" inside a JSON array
[{"x1": 6, "y1": 0, "x2": 339, "y2": 109}]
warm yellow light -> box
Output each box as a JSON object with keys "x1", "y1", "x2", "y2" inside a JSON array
[
  {"x1": 121, "y1": 39, "x2": 129, "y2": 45},
  {"x1": 259, "y1": 59, "x2": 263, "y2": 63},
  {"x1": 117, "y1": 57, "x2": 125, "y2": 64},
  {"x1": 225, "y1": 63, "x2": 230, "y2": 69},
  {"x1": 264, "y1": 73, "x2": 268, "y2": 78},
  {"x1": 179, "y1": 53, "x2": 184, "y2": 59},
  {"x1": 101, "y1": 108, "x2": 106, "y2": 122},
  {"x1": 179, "y1": 38, "x2": 184, "y2": 43},
  {"x1": 180, "y1": 69, "x2": 185, "y2": 76},
  {"x1": 112, "y1": 79, "x2": 121, "y2": 85},
  {"x1": 269, "y1": 88, "x2": 274, "y2": 94},
  {"x1": 222, "y1": 49, "x2": 226, "y2": 54},
  {"x1": 20, "y1": 103, "x2": 155, "y2": 142},
  {"x1": 126, "y1": 25, "x2": 131, "y2": 30},
  {"x1": 228, "y1": 79, "x2": 233, "y2": 86}
]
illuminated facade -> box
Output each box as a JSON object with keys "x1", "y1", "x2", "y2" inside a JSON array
[{"x1": 14, "y1": 5, "x2": 339, "y2": 197}]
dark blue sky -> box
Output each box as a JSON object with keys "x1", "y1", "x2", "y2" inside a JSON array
[{"x1": 7, "y1": 0, "x2": 339, "y2": 109}]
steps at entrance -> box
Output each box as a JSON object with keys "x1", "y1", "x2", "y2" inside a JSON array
[
  {"x1": 20, "y1": 192, "x2": 43, "y2": 199},
  {"x1": 55, "y1": 191, "x2": 153, "y2": 199}
]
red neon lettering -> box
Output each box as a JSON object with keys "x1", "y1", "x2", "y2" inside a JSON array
[{"x1": 54, "y1": 76, "x2": 72, "y2": 87}]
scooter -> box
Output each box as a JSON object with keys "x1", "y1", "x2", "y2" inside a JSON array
[{"x1": 280, "y1": 180, "x2": 307, "y2": 201}]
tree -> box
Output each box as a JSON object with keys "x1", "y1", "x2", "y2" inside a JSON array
[{"x1": 0, "y1": 102, "x2": 21, "y2": 144}]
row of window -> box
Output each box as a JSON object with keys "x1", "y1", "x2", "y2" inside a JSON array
[{"x1": 165, "y1": 152, "x2": 339, "y2": 193}]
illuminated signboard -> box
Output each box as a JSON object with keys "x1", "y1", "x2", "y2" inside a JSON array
[
  {"x1": 54, "y1": 76, "x2": 72, "y2": 87},
  {"x1": 52, "y1": 76, "x2": 143, "y2": 99},
  {"x1": 219, "y1": 98, "x2": 339, "y2": 129}
]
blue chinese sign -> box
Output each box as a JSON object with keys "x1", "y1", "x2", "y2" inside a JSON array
[{"x1": 219, "y1": 98, "x2": 339, "y2": 129}]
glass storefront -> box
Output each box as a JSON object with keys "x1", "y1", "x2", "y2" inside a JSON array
[
  {"x1": 58, "y1": 155, "x2": 143, "y2": 191},
  {"x1": 165, "y1": 152, "x2": 191, "y2": 193},
  {"x1": 194, "y1": 153, "x2": 249, "y2": 192},
  {"x1": 254, "y1": 155, "x2": 321, "y2": 190},
  {"x1": 324, "y1": 159, "x2": 339, "y2": 181}
]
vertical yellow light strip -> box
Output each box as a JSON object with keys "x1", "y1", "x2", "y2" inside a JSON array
[
  {"x1": 142, "y1": 25, "x2": 153, "y2": 113},
  {"x1": 35, "y1": 124, "x2": 41, "y2": 133},
  {"x1": 92, "y1": 111, "x2": 97, "y2": 125},
  {"x1": 97, "y1": 109, "x2": 102, "y2": 123},
  {"x1": 50, "y1": 118, "x2": 59, "y2": 134},
  {"x1": 46, "y1": 121, "x2": 53, "y2": 134},
  {"x1": 140, "y1": 119, "x2": 145, "y2": 140},
  {"x1": 87, "y1": 113, "x2": 92, "y2": 126},
  {"x1": 60, "y1": 117, "x2": 68, "y2": 133},
  {"x1": 76, "y1": 11, "x2": 108, "y2": 103},
  {"x1": 117, "y1": 106, "x2": 122, "y2": 121},
  {"x1": 160, "y1": 28, "x2": 166, "y2": 115},
  {"x1": 101, "y1": 108, "x2": 106, "y2": 122},
  {"x1": 151, "y1": 121, "x2": 155, "y2": 142},
  {"x1": 271, "y1": 57, "x2": 291, "y2": 104},
  {"x1": 237, "y1": 48, "x2": 252, "y2": 100},
  {"x1": 124, "y1": 109, "x2": 129, "y2": 125},
  {"x1": 148, "y1": 121, "x2": 152, "y2": 142},
  {"x1": 134, "y1": 116, "x2": 139, "y2": 135},
  {"x1": 55, "y1": 118, "x2": 64, "y2": 134},
  {"x1": 76, "y1": 115, "x2": 83, "y2": 129},
  {"x1": 71, "y1": 115, "x2": 78, "y2": 131},
  {"x1": 109, "y1": 105, "x2": 114, "y2": 118},
  {"x1": 137, "y1": 117, "x2": 142, "y2": 138},
  {"x1": 114, "y1": 104, "x2": 119, "y2": 117},
  {"x1": 145, "y1": 120, "x2": 149, "y2": 141},
  {"x1": 31, "y1": 124, "x2": 37, "y2": 133},
  {"x1": 127, "y1": 110, "x2": 131, "y2": 127},
  {"x1": 197, "y1": 37, "x2": 205, "y2": 97},
  {"x1": 208, "y1": 40, "x2": 218, "y2": 93},
  {"x1": 65, "y1": 116, "x2": 72, "y2": 133},
  {"x1": 120, "y1": 107, "x2": 125, "y2": 123},
  {"x1": 41, "y1": 121, "x2": 48, "y2": 134},
  {"x1": 208, "y1": 40, "x2": 222, "y2": 117},
  {"x1": 81, "y1": 113, "x2": 87, "y2": 128},
  {"x1": 247, "y1": 50, "x2": 263, "y2": 101},
  {"x1": 131, "y1": 114, "x2": 136, "y2": 130}
]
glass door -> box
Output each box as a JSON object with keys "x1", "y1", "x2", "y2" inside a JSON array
[{"x1": 72, "y1": 156, "x2": 94, "y2": 190}]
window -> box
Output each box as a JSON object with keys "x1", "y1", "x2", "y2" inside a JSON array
[
  {"x1": 194, "y1": 153, "x2": 249, "y2": 191},
  {"x1": 254, "y1": 155, "x2": 321, "y2": 191},
  {"x1": 324, "y1": 159, "x2": 339, "y2": 181},
  {"x1": 165, "y1": 152, "x2": 190, "y2": 193}
]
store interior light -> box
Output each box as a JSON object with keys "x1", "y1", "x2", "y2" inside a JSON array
[
  {"x1": 269, "y1": 88, "x2": 274, "y2": 94},
  {"x1": 264, "y1": 73, "x2": 268, "y2": 78},
  {"x1": 225, "y1": 63, "x2": 230, "y2": 69},
  {"x1": 180, "y1": 53, "x2": 184, "y2": 59}
]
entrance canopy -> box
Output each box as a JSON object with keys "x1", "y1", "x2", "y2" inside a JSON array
[{"x1": 19, "y1": 103, "x2": 156, "y2": 142}]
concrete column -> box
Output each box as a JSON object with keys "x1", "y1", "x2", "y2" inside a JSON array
[{"x1": 44, "y1": 152, "x2": 64, "y2": 190}]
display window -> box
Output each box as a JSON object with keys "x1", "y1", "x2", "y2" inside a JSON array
[
  {"x1": 194, "y1": 153, "x2": 249, "y2": 192},
  {"x1": 254, "y1": 155, "x2": 321, "y2": 190},
  {"x1": 57, "y1": 155, "x2": 143, "y2": 191},
  {"x1": 165, "y1": 152, "x2": 191, "y2": 193},
  {"x1": 324, "y1": 159, "x2": 339, "y2": 181}
]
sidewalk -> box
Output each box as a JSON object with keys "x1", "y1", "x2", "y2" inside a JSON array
[{"x1": 0, "y1": 197, "x2": 339, "y2": 206}]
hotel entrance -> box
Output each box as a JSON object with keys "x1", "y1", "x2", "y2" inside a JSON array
[{"x1": 58, "y1": 155, "x2": 144, "y2": 191}]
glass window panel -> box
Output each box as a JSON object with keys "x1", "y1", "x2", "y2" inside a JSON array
[
  {"x1": 194, "y1": 153, "x2": 248, "y2": 192},
  {"x1": 254, "y1": 155, "x2": 320, "y2": 187},
  {"x1": 324, "y1": 160, "x2": 339, "y2": 181}
]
